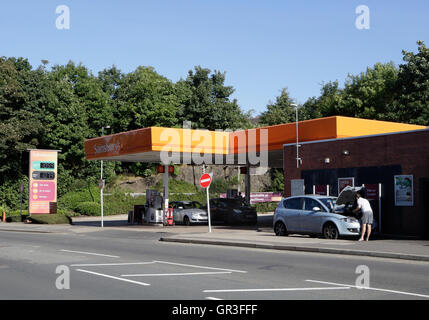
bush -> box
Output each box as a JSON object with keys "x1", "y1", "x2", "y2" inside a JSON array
[
  {"x1": 0, "y1": 205, "x2": 8, "y2": 214},
  {"x1": 253, "y1": 202, "x2": 278, "y2": 213},
  {"x1": 75, "y1": 202, "x2": 101, "y2": 216},
  {"x1": 9, "y1": 210, "x2": 29, "y2": 216},
  {"x1": 0, "y1": 176, "x2": 29, "y2": 210},
  {"x1": 6, "y1": 215, "x2": 27, "y2": 222},
  {"x1": 27, "y1": 214, "x2": 71, "y2": 224},
  {"x1": 58, "y1": 185, "x2": 100, "y2": 211},
  {"x1": 169, "y1": 191, "x2": 207, "y2": 205},
  {"x1": 57, "y1": 208, "x2": 80, "y2": 217},
  {"x1": 209, "y1": 178, "x2": 236, "y2": 194},
  {"x1": 154, "y1": 179, "x2": 197, "y2": 193}
]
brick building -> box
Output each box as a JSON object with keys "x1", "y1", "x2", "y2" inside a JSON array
[{"x1": 283, "y1": 129, "x2": 429, "y2": 238}]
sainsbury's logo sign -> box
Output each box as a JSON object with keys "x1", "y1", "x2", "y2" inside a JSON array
[{"x1": 93, "y1": 142, "x2": 121, "y2": 154}]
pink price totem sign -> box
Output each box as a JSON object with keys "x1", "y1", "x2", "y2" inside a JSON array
[{"x1": 28, "y1": 150, "x2": 59, "y2": 214}]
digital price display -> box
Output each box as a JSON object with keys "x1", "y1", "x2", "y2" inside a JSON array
[
  {"x1": 32, "y1": 171, "x2": 55, "y2": 180},
  {"x1": 32, "y1": 161, "x2": 55, "y2": 170},
  {"x1": 40, "y1": 162, "x2": 55, "y2": 169}
]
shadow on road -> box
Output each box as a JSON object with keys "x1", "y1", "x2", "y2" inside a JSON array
[
  {"x1": 71, "y1": 219, "x2": 129, "y2": 227},
  {"x1": 71, "y1": 214, "x2": 274, "y2": 230}
]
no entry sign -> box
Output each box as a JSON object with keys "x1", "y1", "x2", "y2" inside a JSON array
[{"x1": 200, "y1": 173, "x2": 212, "y2": 188}]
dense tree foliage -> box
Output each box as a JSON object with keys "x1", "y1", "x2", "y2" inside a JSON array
[
  {"x1": 1, "y1": 41, "x2": 428, "y2": 209},
  {"x1": 177, "y1": 66, "x2": 252, "y2": 130},
  {"x1": 252, "y1": 41, "x2": 429, "y2": 192},
  {"x1": 262, "y1": 41, "x2": 429, "y2": 126},
  {"x1": 0, "y1": 60, "x2": 251, "y2": 208}
]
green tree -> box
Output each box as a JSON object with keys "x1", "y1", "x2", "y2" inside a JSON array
[
  {"x1": 0, "y1": 57, "x2": 42, "y2": 182},
  {"x1": 339, "y1": 62, "x2": 399, "y2": 119},
  {"x1": 177, "y1": 66, "x2": 251, "y2": 130},
  {"x1": 114, "y1": 66, "x2": 179, "y2": 132},
  {"x1": 300, "y1": 63, "x2": 399, "y2": 122},
  {"x1": 390, "y1": 41, "x2": 429, "y2": 125},
  {"x1": 258, "y1": 88, "x2": 305, "y2": 125}
]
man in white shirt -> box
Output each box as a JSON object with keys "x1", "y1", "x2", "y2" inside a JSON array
[{"x1": 353, "y1": 189, "x2": 373, "y2": 241}]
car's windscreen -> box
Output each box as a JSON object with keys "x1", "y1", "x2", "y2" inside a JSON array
[
  {"x1": 319, "y1": 198, "x2": 336, "y2": 212},
  {"x1": 181, "y1": 202, "x2": 202, "y2": 209},
  {"x1": 191, "y1": 201, "x2": 203, "y2": 209},
  {"x1": 224, "y1": 199, "x2": 244, "y2": 207}
]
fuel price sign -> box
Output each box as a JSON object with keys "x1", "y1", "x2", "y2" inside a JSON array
[{"x1": 29, "y1": 150, "x2": 59, "y2": 215}]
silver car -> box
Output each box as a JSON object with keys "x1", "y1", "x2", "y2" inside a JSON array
[
  {"x1": 171, "y1": 201, "x2": 208, "y2": 226},
  {"x1": 273, "y1": 195, "x2": 361, "y2": 239}
]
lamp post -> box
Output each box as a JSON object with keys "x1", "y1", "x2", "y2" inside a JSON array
[
  {"x1": 291, "y1": 103, "x2": 301, "y2": 168},
  {"x1": 100, "y1": 125, "x2": 110, "y2": 228}
]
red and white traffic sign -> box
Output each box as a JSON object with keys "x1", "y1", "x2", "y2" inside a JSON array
[{"x1": 200, "y1": 173, "x2": 212, "y2": 188}]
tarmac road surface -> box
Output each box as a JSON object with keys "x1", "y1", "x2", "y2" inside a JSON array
[{"x1": 0, "y1": 227, "x2": 428, "y2": 300}]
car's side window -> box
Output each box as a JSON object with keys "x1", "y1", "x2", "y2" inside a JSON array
[
  {"x1": 304, "y1": 199, "x2": 323, "y2": 211},
  {"x1": 219, "y1": 201, "x2": 228, "y2": 208},
  {"x1": 284, "y1": 198, "x2": 302, "y2": 210}
]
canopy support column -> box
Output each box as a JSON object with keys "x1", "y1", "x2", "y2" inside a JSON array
[
  {"x1": 245, "y1": 165, "x2": 251, "y2": 206},
  {"x1": 163, "y1": 165, "x2": 169, "y2": 225}
]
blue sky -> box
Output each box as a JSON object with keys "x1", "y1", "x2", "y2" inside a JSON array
[{"x1": 1, "y1": 0, "x2": 428, "y2": 115}]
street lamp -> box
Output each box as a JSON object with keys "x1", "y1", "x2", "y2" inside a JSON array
[
  {"x1": 100, "y1": 125, "x2": 110, "y2": 228},
  {"x1": 291, "y1": 103, "x2": 301, "y2": 168}
]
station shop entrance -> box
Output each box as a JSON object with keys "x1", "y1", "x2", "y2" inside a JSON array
[
  {"x1": 301, "y1": 165, "x2": 403, "y2": 235},
  {"x1": 421, "y1": 178, "x2": 429, "y2": 239}
]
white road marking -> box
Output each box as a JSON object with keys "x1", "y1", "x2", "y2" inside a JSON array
[
  {"x1": 306, "y1": 279, "x2": 429, "y2": 299},
  {"x1": 122, "y1": 271, "x2": 232, "y2": 277},
  {"x1": 154, "y1": 260, "x2": 247, "y2": 273},
  {"x1": 76, "y1": 269, "x2": 150, "y2": 286},
  {"x1": 203, "y1": 287, "x2": 350, "y2": 293},
  {"x1": 206, "y1": 296, "x2": 223, "y2": 300},
  {"x1": 60, "y1": 249, "x2": 119, "y2": 258},
  {"x1": 71, "y1": 262, "x2": 155, "y2": 267}
]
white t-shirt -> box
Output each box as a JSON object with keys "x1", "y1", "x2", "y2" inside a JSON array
[{"x1": 357, "y1": 197, "x2": 372, "y2": 213}]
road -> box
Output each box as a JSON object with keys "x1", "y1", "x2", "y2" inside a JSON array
[{"x1": 0, "y1": 227, "x2": 428, "y2": 300}]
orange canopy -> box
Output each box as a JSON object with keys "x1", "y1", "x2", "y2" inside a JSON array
[{"x1": 84, "y1": 116, "x2": 426, "y2": 167}]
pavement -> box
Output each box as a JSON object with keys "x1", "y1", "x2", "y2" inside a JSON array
[{"x1": 1, "y1": 213, "x2": 429, "y2": 262}]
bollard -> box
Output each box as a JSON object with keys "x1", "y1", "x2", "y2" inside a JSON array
[{"x1": 2, "y1": 211, "x2": 5, "y2": 222}]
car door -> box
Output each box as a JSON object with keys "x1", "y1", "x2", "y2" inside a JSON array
[
  {"x1": 170, "y1": 202, "x2": 179, "y2": 223},
  {"x1": 209, "y1": 199, "x2": 220, "y2": 222},
  {"x1": 301, "y1": 198, "x2": 325, "y2": 233},
  {"x1": 282, "y1": 197, "x2": 304, "y2": 231},
  {"x1": 218, "y1": 199, "x2": 230, "y2": 222}
]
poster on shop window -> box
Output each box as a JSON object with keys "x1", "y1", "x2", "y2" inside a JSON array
[{"x1": 394, "y1": 175, "x2": 414, "y2": 206}]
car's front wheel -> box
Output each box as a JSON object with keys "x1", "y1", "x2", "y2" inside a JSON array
[
  {"x1": 274, "y1": 221, "x2": 288, "y2": 236},
  {"x1": 183, "y1": 216, "x2": 191, "y2": 226},
  {"x1": 323, "y1": 223, "x2": 339, "y2": 239}
]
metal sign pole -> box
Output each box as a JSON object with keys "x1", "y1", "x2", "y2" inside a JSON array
[
  {"x1": 100, "y1": 179, "x2": 104, "y2": 228},
  {"x1": 206, "y1": 185, "x2": 211, "y2": 233},
  {"x1": 202, "y1": 164, "x2": 212, "y2": 233}
]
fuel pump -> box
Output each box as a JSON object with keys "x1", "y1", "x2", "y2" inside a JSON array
[{"x1": 144, "y1": 189, "x2": 164, "y2": 224}]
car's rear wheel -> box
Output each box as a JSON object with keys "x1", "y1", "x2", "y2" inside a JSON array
[
  {"x1": 274, "y1": 221, "x2": 288, "y2": 236},
  {"x1": 183, "y1": 216, "x2": 191, "y2": 226},
  {"x1": 323, "y1": 223, "x2": 339, "y2": 239}
]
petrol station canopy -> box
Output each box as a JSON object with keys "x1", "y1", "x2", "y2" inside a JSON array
[{"x1": 84, "y1": 116, "x2": 426, "y2": 168}]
